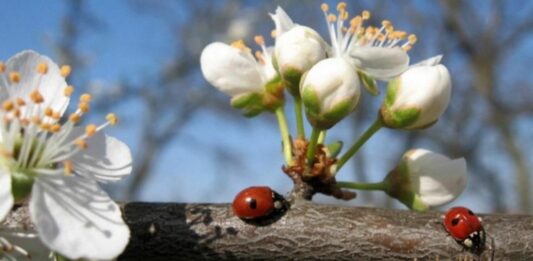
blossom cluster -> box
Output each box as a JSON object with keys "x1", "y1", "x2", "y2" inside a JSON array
[{"x1": 200, "y1": 2, "x2": 467, "y2": 210}]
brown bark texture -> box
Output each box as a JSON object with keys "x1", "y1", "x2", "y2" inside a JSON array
[{"x1": 3, "y1": 202, "x2": 533, "y2": 260}]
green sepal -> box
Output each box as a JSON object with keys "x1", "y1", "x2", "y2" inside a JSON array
[
  {"x1": 358, "y1": 71, "x2": 379, "y2": 96},
  {"x1": 325, "y1": 141, "x2": 343, "y2": 158},
  {"x1": 301, "y1": 87, "x2": 320, "y2": 116},
  {"x1": 263, "y1": 75, "x2": 285, "y2": 111},
  {"x1": 385, "y1": 78, "x2": 400, "y2": 106},
  {"x1": 383, "y1": 159, "x2": 429, "y2": 212},
  {"x1": 11, "y1": 170, "x2": 35, "y2": 202},
  {"x1": 380, "y1": 106, "x2": 421, "y2": 129},
  {"x1": 320, "y1": 99, "x2": 353, "y2": 128},
  {"x1": 230, "y1": 93, "x2": 262, "y2": 109},
  {"x1": 281, "y1": 67, "x2": 303, "y2": 97}
]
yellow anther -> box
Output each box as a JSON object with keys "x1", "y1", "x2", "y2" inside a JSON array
[
  {"x1": 69, "y1": 113, "x2": 81, "y2": 123},
  {"x1": 79, "y1": 102, "x2": 90, "y2": 113},
  {"x1": 64, "y1": 85, "x2": 75, "y2": 97},
  {"x1": 21, "y1": 118, "x2": 30, "y2": 126},
  {"x1": 254, "y1": 51, "x2": 265, "y2": 64},
  {"x1": 336, "y1": 2, "x2": 347, "y2": 11},
  {"x1": 254, "y1": 35, "x2": 265, "y2": 46},
  {"x1": 31, "y1": 116, "x2": 41, "y2": 125},
  {"x1": 44, "y1": 107, "x2": 53, "y2": 117},
  {"x1": 36, "y1": 63, "x2": 48, "y2": 74},
  {"x1": 403, "y1": 45, "x2": 412, "y2": 52},
  {"x1": 14, "y1": 109, "x2": 21, "y2": 118},
  {"x1": 350, "y1": 16, "x2": 362, "y2": 27},
  {"x1": 328, "y1": 14, "x2": 337, "y2": 23},
  {"x1": 321, "y1": 3, "x2": 329, "y2": 12},
  {"x1": 15, "y1": 98, "x2": 25, "y2": 106},
  {"x1": 40, "y1": 123, "x2": 50, "y2": 131},
  {"x1": 106, "y1": 113, "x2": 118, "y2": 125},
  {"x1": 382, "y1": 20, "x2": 392, "y2": 28},
  {"x1": 270, "y1": 29, "x2": 277, "y2": 38},
  {"x1": 60, "y1": 65, "x2": 72, "y2": 77},
  {"x1": 230, "y1": 40, "x2": 249, "y2": 51},
  {"x1": 85, "y1": 124, "x2": 97, "y2": 137},
  {"x1": 408, "y1": 34, "x2": 418, "y2": 44},
  {"x1": 341, "y1": 10, "x2": 349, "y2": 21},
  {"x1": 30, "y1": 89, "x2": 44, "y2": 104},
  {"x1": 394, "y1": 31, "x2": 407, "y2": 40},
  {"x1": 63, "y1": 160, "x2": 73, "y2": 176},
  {"x1": 362, "y1": 10, "x2": 371, "y2": 20},
  {"x1": 0, "y1": 62, "x2": 5, "y2": 73},
  {"x1": 80, "y1": 93, "x2": 92, "y2": 103},
  {"x1": 74, "y1": 139, "x2": 88, "y2": 150},
  {"x1": 377, "y1": 33, "x2": 386, "y2": 42},
  {"x1": 9, "y1": 72, "x2": 21, "y2": 83},
  {"x1": 2, "y1": 101, "x2": 14, "y2": 111},
  {"x1": 50, "y1": 124, "x2": 61, "y2": 133},
  {"x1": 52, "y1": 111, "x2": 61, "y2": 120}
]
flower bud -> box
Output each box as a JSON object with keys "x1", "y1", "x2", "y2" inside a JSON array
[
  {"x1": 300, "y1": 58, "x2": 360, "y2": 129},
  {"x1": 384, "y1": 149, "x2": 467, "y2": 211},
  {"x1": 380, "y1": 56, "x2": 451, "y2": 129}
]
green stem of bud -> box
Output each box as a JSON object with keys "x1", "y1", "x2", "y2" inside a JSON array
[
  {"x1": 306, "y1": 128, "x2": 321, "y2": 167},
  {"x1": 336, "y1": 118, "x2": 383, "y2": 172},
  {"x1": 336, "y1": 181, "x2": 387, "y2": 191},
  {"x1": 318, "y1": 130, "x2": 326, "y2": 144},
  {"x1": 294, "y1": 97, "x2": 306, "y2": 138},
  {"x1": 275, "y1": 106, "x2": 293, "y2": 166}
]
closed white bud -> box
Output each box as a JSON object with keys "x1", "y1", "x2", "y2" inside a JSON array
[
  {"x1": 380, "y1": 56, "x2": 451, "y2": 129},
  {"x1": 300, "y1": 58, "x2": 360, "y2": 129}
]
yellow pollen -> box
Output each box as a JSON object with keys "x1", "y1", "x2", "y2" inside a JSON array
[
  {"x1": 64, "y1": 85, "x2": 75, "y2": 97},
  {"x1": 63, "y1": 160, "x2": 73, "y2": 176},
  {"x1": 50, "y1": 124, "x2": 61, "y2": 133},
  {"x1": 80, "y1": 93, "x2": 92, "y2": 103},
  {"x1": 230, "y1": 40, "x2": 249, "y2": 51},
  {"x1": 9, "y1": 72, "x2": 21, "y2": 83},
  {"x1": 74, "y1": 139, "x2": 88, "y2": 150},
  {"x1": 21, "y1": 118, "x2": 30, "y2": 126},
  {"x1": 44, "y1": 107, "x2": 53, "y2": 117},
  {"x1": 106, "y1": 113, "x2": 118, "y2": 125},
  {"x1": 321, "y1": 3, "x2": 329, "y2": 12},
  {"x1": 408, "y1": 34, "x2": 417, "y2": 44},
  {"x1": 328, "y1": 14, "x2": 337, "y2": 22},
  {"x1": 36, "y1": 63, "x2": 48, "y2": 74},
  {"x1": 14, "y1": 109, "x2": 21, "y2": 118},
  {"x1": 40, "y1": 123, "x2": 50, "y2": 131},
  {"x1": 341, "y1": 10, "x2": 349, "y2": 21},
  {"x1": 79, "y1": 102, "x2": 90, "y2": 113},
  {"x1": 351, "y1": 16, "x2": 362, "y2": 27},
  {"x1": 270, "y1": 30, "x2": 277, "y2": 38},
  {"x1": 31, "y1": 116, "x2": 41, "y2": 125},
  {"x1": 394, "y1": 31, "x2": 407, "y2": 40},
  {"x1": 403, "y1": 45, "x2": 412, "y2": 52},
  {"x1": 15, "y1": 98, "x2": 25, "y2": 106},
  {"x1": 336, "y1": 2, "x2": 347, "y2": 11},
  {"x1": 0, "y1": 62, "x2": 5, "y2": 73},
  {"x1": 2, "y1": 101, "x2": 14, "y2": 111},
  {"x1": 30, "y1": 89, "x2": 44, "y2": 104},
  {"x1": 69, "y1": 113, "x2": 81, "y2": 123},
  {"x1": 362, "y1": 10, "x2": 371, "y2": 20},
  {"x1": 254, "y1": 35, "x2": 265, "y2": 46},
  {"x1": 60, "y1": 65, "x2": 72, "y2": 77},
  {"x1": 382, "y1": 20, "x2": 392, "y2": 28},
  {"x1": 85, "y1": 124, "x2": 97, "y2": 137},
  {"x1": 52, "y1": 111, "x2": 61, "y2": 120}
]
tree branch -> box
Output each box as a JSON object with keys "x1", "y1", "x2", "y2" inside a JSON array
[{"x1": 4, "y1": 203, "x2": 533, "y2": 260}]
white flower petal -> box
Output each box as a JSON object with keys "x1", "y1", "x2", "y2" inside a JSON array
[
  {"x1": 200, "y1": 42, "x2": 263, "y2": 97},
  {"x1": 275, "y1": 25, "x2": 327, "y2": 73},
  {"x1": 0, "y1": 170, "x2": 14, "y2": 221},
  {"x1": 269, "y1": 6, "x2": 295, "y2": 36},
  {"x1": 30, "y1": 176, "x2": 130, "y2": 260},
  {"x1": 2, "y1": 50, "x2": 69, "y2": 119},
  {"x1": 411, "y1": 55, "x2": 443, "y2": 67},
  {"x1": 350, "y1": 46, "x2": 409, "y2": 80}
]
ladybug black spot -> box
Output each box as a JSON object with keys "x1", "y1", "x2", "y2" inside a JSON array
[
  {"x1": 451, "y1": 218, "x2": 460, "y2": 226},
  {"x1": 246, "y1": 197, "x2": 257, "y2": 209}
]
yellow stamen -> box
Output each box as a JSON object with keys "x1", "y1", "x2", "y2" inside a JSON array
[
  {"x1": 36, "y1": 63, "x2": 48, "y2": 74},
  {"x1": 350, "y1": 16, "x2": 362, "y2": 28},
  {"x1": 254, "y1": 35, "x2": 265, "y2": 46},
  {"x1": 64, "y1": 85, "x2": 74, "y2": 97},
  {"x1": 60, "y1": 65, "x2": 72, "y2": 77},
  {"x1": 336, "y1": 2, "x2": 347, "y2": 11},
  {"x1": 254, "y1": 51, "x2": 265, "y2": 65},
  {"x1": 85, "y1": 124, "x2": 97, "y2": 137},
  {"x1": 328, "y1": 14, "x2": 337, "y2": 23},
  {"x1": 44, "y1": 107, "x2": 53, "y2": 117},
  {"x1": 362, "y1": 10, "x2": 371, "y2": 20},
  {"x1": 14, "y1": 109, "x2": 21, "y2": 118},
  {"x1": 106, "y1": 113, "x2": 118, "y2": 125},
  {"x1": 31, "y1": 116, "x2": 41, "y2": 125},
  {"x1": 74, "y1": 139, "x2": 88, "y2": 150},
  {"x1": 16, "y1": 98, "x2": 25, "y2": 106},
  {"x1": 50, "y1": 124, "x2": 61, "y2": 133},
  {"x1": 2, "y1": 101, "x2": 14, "y2": 111},
  {"x1": 0, "y1": 62, "x2": 5, "y2": 73},
  {"x1": 382, "y1": 20, "x2": 392, "y2": 28},
  {"x1": 9, "y1": 72, "x2": 21, "y2": 83},
  {"x1": 69, "y1": 113, "x2": 81, "y2": 123},
  {"x1": 80, "y1": 93, "x2": 92, "y2": 103},
  {"x1": 230, "y1": 40, "x2": 249, "y2": 51},
  {"x1": 63, "y1": 160, "x2": 73, "y2": 176},
  {"x1": 30, "y1": 89, "x2": 44, "y2": 104},
  {"x1": 270, "y1": 29, "x2": 277, "y2": 38},
  {"x1": 321, "y1": 3, "x2": 329, "y2": 12},
  {"x1": 79, "y1": 102, "x2": 90, "y2": 113},
  {"x1": 21, "y1": 118, "x2": 30, "y2": 126},
  {"x1": 52, "y1": 111, "x2": 61, "y2": 120},
  {"x1": 408, "y1": 34, "x2": 418, "y2": 44},
  {"x1": 403, "y1": 45, "x2": 412, "y2": 52},
  {"x1": 341, "y1": 10, "x2": 349, "y2": 21},
  {"x1": 40, "y1": 123, "x2": 50, "y2": 131}
]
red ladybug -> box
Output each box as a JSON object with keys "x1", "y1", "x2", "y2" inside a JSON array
[
  {"x1": 443, "y1": 207, "x2": 485, "y2": 249},
  {"x1": 232, "y1": 186, "x2": 276, "y2": 220}
]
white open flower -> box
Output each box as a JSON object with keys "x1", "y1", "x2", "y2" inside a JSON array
[
  {"x1": 200, "y1": 38, "x2": 283, "y2": 116},
  {"x1": 380, "y1": 55, "x2": 451, "y2": 129},
  {"x1": 270, "y1": 7, "x2": 327, "y2": 95},
  {"x1": 384, "y1": 148, "x2": 467, "y2": 211},
  {"x1": 0, "y1": 50, "x2": 132, "y2": 260},
  {"x1": 300, "y1": 58, "x2": 360, "y2": 129}
]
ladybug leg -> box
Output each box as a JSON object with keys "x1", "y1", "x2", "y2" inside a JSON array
[{"x1": 463, "y1": 238, "x2": 473, "y2": 248}]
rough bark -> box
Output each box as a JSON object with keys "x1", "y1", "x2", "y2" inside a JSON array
[{"x1": 3, "y1": 203, "x2": 533, "y2": 260}]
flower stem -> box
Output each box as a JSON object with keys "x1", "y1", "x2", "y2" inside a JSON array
[
  {"x1": 318, "y1": 130, "x2": 326, "y2": 144},
  {"x1": 275, "y1": 106, "x2": 293, "y2": 166},
  {"x1": 336, "y1": 118, "x2": 383, "y2": 172},
  {"x1": 336, "y1": 181, "x2": 387, "y2": 191},
  {"x1": 306, "y1": 128, "x2": 321, "y2": 167},
  {"x1": 294, "y1": 97, "x2": 305, "y2": 138}
]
